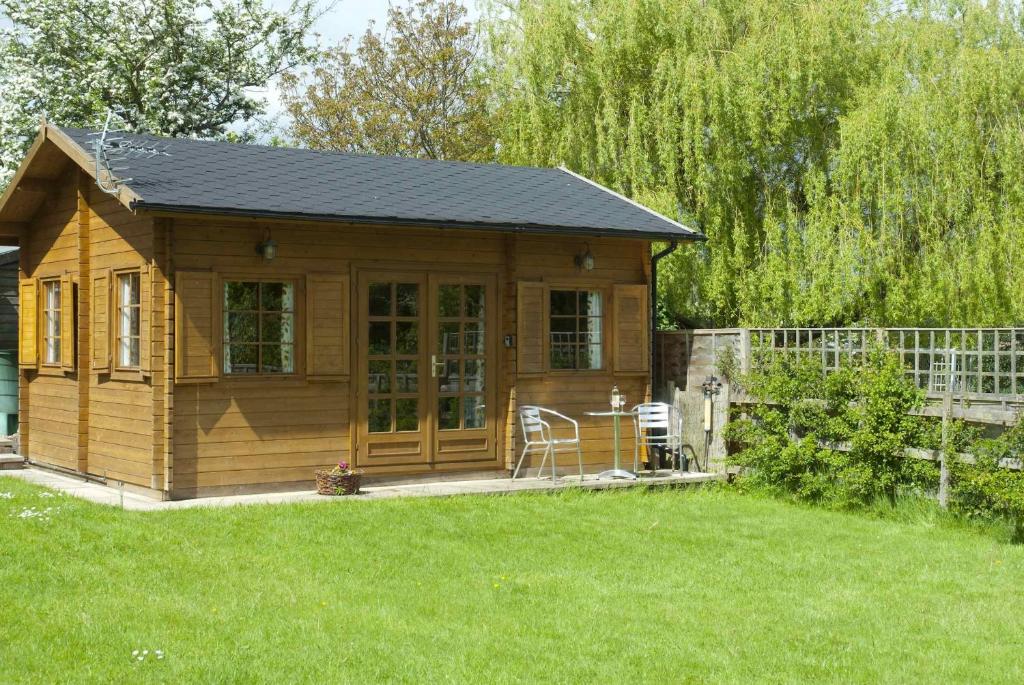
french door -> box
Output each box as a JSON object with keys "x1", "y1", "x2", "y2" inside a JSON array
[{"x1": 355, "y1": 270, "x2": 497, "y2": 468}]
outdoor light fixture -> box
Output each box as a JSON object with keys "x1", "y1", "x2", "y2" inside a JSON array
[
  {"x1": 256, "y1": 231, "x2": 278, "y2": 261},
  {"x1": 574, "y1": 243, "x2": 595, "y2": 271}
]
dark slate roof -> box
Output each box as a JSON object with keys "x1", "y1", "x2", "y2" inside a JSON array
[{"x1": 59, "y1": 128, "x2": 701, "y2": 240}]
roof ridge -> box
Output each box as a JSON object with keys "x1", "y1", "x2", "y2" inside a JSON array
[{"x1": 57, "y1": 126, "x2": 565, "y2": 174}]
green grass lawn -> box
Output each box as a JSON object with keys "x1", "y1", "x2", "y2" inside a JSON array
[{"x1": 2, "y1": 478, "x2": 1023, "y2": 684}]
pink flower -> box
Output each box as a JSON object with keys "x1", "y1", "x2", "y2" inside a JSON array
[{"x1": 338, "y1": 461, "x2": 349, "y2": 471}]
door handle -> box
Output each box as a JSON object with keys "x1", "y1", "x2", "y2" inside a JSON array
[{"x1": 431, "y1": 355, "x2": 445, "y2": 378}]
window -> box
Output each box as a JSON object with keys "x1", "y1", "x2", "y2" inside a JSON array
[
  {"x1": 42, "y1": 280, "x2": 61, "y2": 365},
  {"x1": 116, "y1": 272, "x2": 141, "y2": 368},
  {"x1": 223, "y1": 281, "x2": 295, "y2": 374},
  {"x1": 549, "y1": 289, "x2": 603, "y2": 370}
]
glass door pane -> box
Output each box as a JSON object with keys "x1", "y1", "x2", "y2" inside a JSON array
[
  {"x1": 435, "y1": 283, "x2": 486, "y2": 430},
  {"x1": 367, "y1": 282, "x2": 420, "y2": 434}
]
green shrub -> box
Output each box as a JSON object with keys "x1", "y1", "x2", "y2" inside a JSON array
[
  {"x1": 953, "y1": 422, "x2": 1024, "y2": 541},
  {"x1": 726, "y1": 349, "x2": 932, "y2": 507}
]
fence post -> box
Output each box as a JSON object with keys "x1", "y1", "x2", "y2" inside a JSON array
[{"x1": 938, "y1": 348, "x2": 953, "y2": 509}]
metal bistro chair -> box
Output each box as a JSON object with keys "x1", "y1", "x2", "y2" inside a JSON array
[
  {"x1": 631, "y1": 402, "x2": 684, "y2": 474},
  {"x1": 512, "y1": 405, "x2": 584, "y2": 482}
]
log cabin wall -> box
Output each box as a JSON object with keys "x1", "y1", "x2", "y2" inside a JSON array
[
  {"x1": 169, "y1": 218, "x2": 508, "y2": 496},
  {"x1": 86, "y1": 182, "x2": 156, "y2": 487},
  {"x1": 20, "y1": 169, "x2": 81, "y2": 471},
  {"x1": 19, "y1": 170, "x2": 158, "y2": 489},
  {"x1": 509, "y1": 235, "x2": 650, "y2": 471},
  {"x1": 167, "y1": 216, "x2": 651, "y2": 497}
]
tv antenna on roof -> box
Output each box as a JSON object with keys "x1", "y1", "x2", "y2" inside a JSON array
[{"x1": 85, "y1": 110, "x2": 169, "y2": 195}]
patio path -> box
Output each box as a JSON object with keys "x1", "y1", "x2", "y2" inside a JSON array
[{"x1": 2, "y1": 465, "x2": 721, "y2": 511}]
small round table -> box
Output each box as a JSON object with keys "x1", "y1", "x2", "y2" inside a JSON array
[{"x1": 584, "y1": 410, "x2": 637, "y2": 480}]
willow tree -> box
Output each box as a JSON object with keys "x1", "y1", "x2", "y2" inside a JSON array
[{"x1": 485, "y1": 0, "x2": 1024, "y2": 327}]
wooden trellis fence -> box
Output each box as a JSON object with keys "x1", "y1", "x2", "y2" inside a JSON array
[
  {"x1": 749, "y1": 328, "x2": 1024, "y2": 402},
  {"x1": 655, "y1": 327, "x2": 1024, "y2": 472}
]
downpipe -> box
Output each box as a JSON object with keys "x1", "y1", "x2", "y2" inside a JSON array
[{"x1": 650, "y1": 239, "x2": 679, "y2": 400}]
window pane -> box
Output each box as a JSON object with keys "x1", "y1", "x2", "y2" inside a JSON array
[
  {"x1": 439, "y1": 322, "x2": 460, "y2": 354},
  {"x1": 438, "y1": 285, "x2": 460, "y2": 318},
  {"x1": 550, "y1": 317, "x2": 575, "y2": 335},
  {"x1": 369, "y1": 322, "x2": 391, "y2": 355},
  {"x1": 579, "y1": 291, "x2": 602, "y2": 316},
  {"x1": 225, "y1": 344, "x2": 258, "y2": 373},
  {"x1": 260, "y1": 282, "x2": 293, "y2": 311},
  {"x1": 438, "y1": 396, "x2": 459, "y2": 430},
  {"x1": 120, "y1": 273, "x2": 140, "y2": 307},
  {"x1": 396, "y1": 283, "x2": 419, "y2": 317},
  {"x1": 119, "y1": 335, "x2": 140, "y2": 368},
  {"x1": 465, "y1": 285, "x2": 484, "y2": 319},
  {"x1": 463, "y1": 396, "x2": 485, "y2": 429},
  {"x1": 47, "y1": 281, "x2": 61, "y2": 309},
  {"x1": 395, "y1": 399, "x2": 418, "y2": 432},
  {"x1": 368, "y1": 399, "x2": 392, "y2": 433},
  {"x1": 369, "y1": 283, "x2": 391, "y2": 316},
  {"x1": 550, "y1": 290, "x2": 576, "y2": 315},
  {"x1": 439, "y1": 360, "x2": 460, "y2": 393},
  {"x1": 551, "y1": 345, "x2": 575, "y2": 369},
  {"x1": 464, "y1": 359, "x2": 484, "y2": 392},
  {"x1": 225, "y1": 282, "x2": 258, "y2": 310},
  {"x1": 369, "y1": 360, "x2": 391, "y2": 394},
  {"x1": 396, "y1": 360, "x2": 418, "y2": 392},
  {"x1": 227, "y1": 312, "x2": 258, "y2": 343},
  {"x1": 47, "y1": 309, "x2": 61, "y2": 340},
  {"x1": 260, "y1": 344, "x2": 294, "y2": 373},
  {"x1": 464, "y1": 322, "x2": 484, "y2": 355},
  {"x1": 261, "y1": 313, "x2": 291, "y2": 344},
  {"x1": 549, "y1": 290, "x2": 602, "y2": 370},
  {"x1": 395, "y1": 321, "x2": 418, "y2": 355}
]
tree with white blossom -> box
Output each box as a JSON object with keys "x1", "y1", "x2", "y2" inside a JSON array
[{"x1": 0, "y1": 0, "x2": 322, "y2": 188}]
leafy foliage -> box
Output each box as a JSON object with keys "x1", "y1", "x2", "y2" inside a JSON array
[
  {"x1": 0, "y1": 0, "x2": 319, "y2": 188},
  {"x1": 726, "y1": 350, "x2": 931, "y2": 506},
  {"x1": 953, "y1": 422, "x2": 1024, "y2": 541},
  {"x1": 486, "y1": 0, "x2": 1024, "y2": 327},
  {"x1": 281, "y1": 0, "x2": 495, "y2": 161}
]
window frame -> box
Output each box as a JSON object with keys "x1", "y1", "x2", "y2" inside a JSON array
[
  {"x1": 40, "y1": 278, "x2": 62, "y2": 367},
  {"x1": 221, "y1": 276, "x2": 302, "y2": 378},
  {"x1": 546, "y1": 286, "x2": 608, "y2": 373},
  {"x1": 114, "y1": 270, "x2": 142, "y2": 371}
]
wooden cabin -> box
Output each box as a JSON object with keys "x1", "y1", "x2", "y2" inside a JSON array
[{"x1": 0, "y1": 124, "x2": 702, "y2": 498}]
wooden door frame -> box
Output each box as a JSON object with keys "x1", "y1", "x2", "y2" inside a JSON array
[
  {"x1": 427, "y1": 272, "x2": 500, "y2": 465},
  {"x1": 353, "y1": 269, "x2": 430, "y2": 468},
  {"x1": 351, "y1": 266, "x2": 502, "y2": 473}
]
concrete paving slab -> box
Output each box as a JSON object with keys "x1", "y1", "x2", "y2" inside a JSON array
[{"x1": 1, "y1": 465, "x2": 722, "y2": 512}]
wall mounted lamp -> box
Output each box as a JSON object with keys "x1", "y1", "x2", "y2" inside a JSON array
[
  {"x1": 256, "y1": 230, "x2": 278, "y2": 261},
  {"x1": 574, "y1": 243, "x2": 595, "y2": 271}
]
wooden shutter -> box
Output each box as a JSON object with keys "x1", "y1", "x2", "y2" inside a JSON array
[
  {"x1": 516, "y1": 281, "x2": 547, "y2": 374},
  {"x1": 140, "y1": 266, "x2": 152, "y2": 374},
  {"x1": 306, "y1": 273, "x2": 349, "y2": 379},
  {"x1": 18, "y1": 278, "x2": 37, "y2": 369},
  {"x1": 613, "y1": 284, "x2": 649, "y2": 374},
  {"x1": 91, "y1": 269, "x2": 110, "y2": 372},
  {"x1": 60, "y1": 274, "x2": 75, "y2": 371},
  {"x1": 174, "y1": 271, "x2": 218, "y2": 383}
]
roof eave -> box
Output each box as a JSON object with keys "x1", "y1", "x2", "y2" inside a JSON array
[{"x1": 134, "y1": 202, "x2": 707, "y2": 241}]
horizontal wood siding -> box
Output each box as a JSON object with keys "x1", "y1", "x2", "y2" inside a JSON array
[
  {"x1": 86, "y1": 184, "x2": 154, "y2": 487},
  {"x1": 171, "y1": 219, "x2": 513, "y2": 494},
  {"x1": 512, "y1": 237, "x2": 651, "y2": 469},
  {"x1": 23, "y1": 171, "x2": 79, "y2": 468}
]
